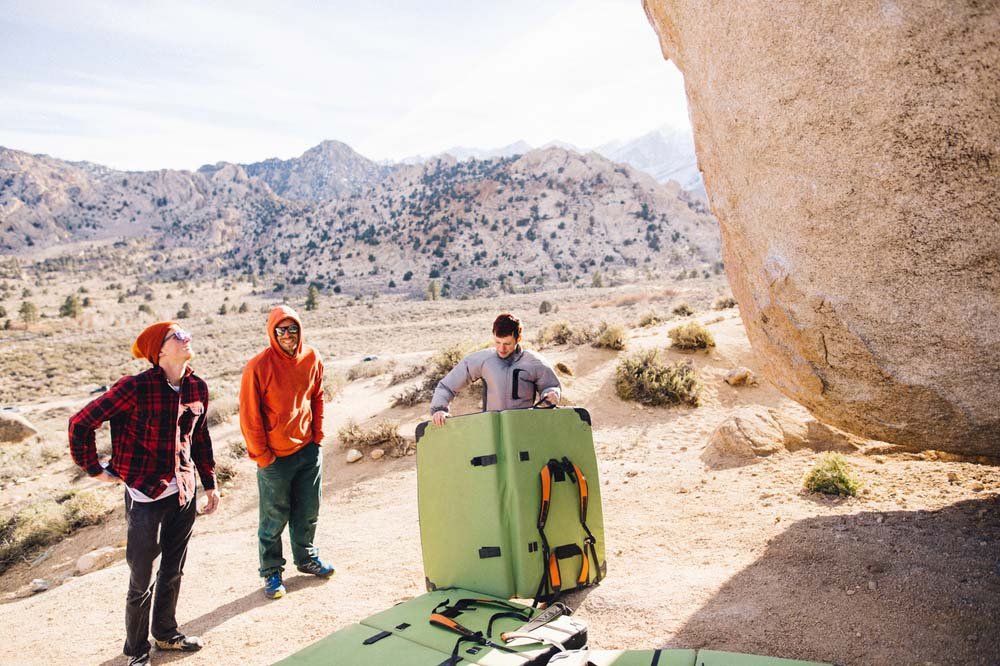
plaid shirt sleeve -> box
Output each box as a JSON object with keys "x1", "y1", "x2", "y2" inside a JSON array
[
  {"x1": 68, "y1": 375, "x2": 137, "y2": 477},
  {"x1": 190, "y1": 376, "x2": 216, "y2": 491}
]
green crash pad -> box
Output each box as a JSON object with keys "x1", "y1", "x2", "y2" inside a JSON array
[
  {"x1": 272, "y1": 587, "x2": 587, "y2": 665},
  {"x1": 547, "y1": 649, "x2": 830, "y2": 666},
  {"x1": 416, "y1": 408, "x2": 606, "y2": 600}
]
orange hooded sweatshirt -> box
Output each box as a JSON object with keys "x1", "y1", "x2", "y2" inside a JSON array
[{"x1": 239, "y1": 306, "x2": 325, "y2": 468}]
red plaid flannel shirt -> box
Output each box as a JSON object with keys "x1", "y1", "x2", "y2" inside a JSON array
[{"x1": 69, "y1": 365, "x2": 216, "y2": 499}]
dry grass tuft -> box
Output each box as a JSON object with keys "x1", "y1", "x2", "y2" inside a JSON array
[
  {"x1": 672, "y1": 302, "x2": 694, "y2": 317},
  {"x1": 593, "y1": 322, "x2": 627, "y2": 350},
  {"x1": 536, "y1": 321, "x2": 599, "y2": 347},
  {"x1": 391, "y1": 344, "x2": 471, "y2": 407},
  {"x1": 668, "y1": 321, "x2": 716, "y2": 351},
  {"x1": 614, "y1": 350, "x2": 701, "y2": 407},
  {"x1": 803, "y1": 453, "x2": 861, "y2": 496},
  {"x1": 555, "y1": 362, "x2": 573, "y2": 376},
  {"x1": 0, "y1": 489, "x2": 113, "y2": 575},
  {"x1": 347, "y1": 357, "x2": 397, "y2": 381},
  {"x1": 713, "y1": 295, "x2": 738, "y2": 310},
  {"x1": 636, "y1": 310, "x2": 664, "y2": 327},
  {"x1": 337, "y1": 419, "x2": 412, "y2": 457},
  {"x1": 206, "y1": 395, "x2": 239, "y2": 427}
]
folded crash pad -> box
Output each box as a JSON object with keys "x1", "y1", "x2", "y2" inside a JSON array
[
  {"x1": 273, "y1": 587, "x2": 588, "y2": 665},
  {"x1": 416, "y1": 408, "x2": 606, "y2": 601}
]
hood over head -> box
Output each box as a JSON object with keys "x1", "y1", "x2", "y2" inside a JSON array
[{"x1": 267, "y1": 305, "x2": 304, "y2": 357}]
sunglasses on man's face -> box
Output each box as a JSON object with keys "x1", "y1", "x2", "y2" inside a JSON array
[
  {"x1": 274, "y1": 325, "x2": 299, "y2": 337},
  {"x1": 165, "y1": 329, "x2": 192, "y2": 344}
]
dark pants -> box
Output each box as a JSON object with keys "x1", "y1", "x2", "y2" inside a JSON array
[
  {"x1": 123, "y1": 490, "x2": 196, "y2": 657},
  {"x1": 257, "y1": 442, "x2": 322, "y2": 576}
]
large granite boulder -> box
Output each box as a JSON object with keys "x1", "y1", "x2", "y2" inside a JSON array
[
  {"x1": 0, "y1": 410, "x2": 38, "y2": 444},
  {"x1": 643, "y1": 1, "x2": 1000, "y2": 454}
]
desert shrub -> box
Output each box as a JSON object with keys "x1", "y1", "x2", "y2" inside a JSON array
[
  {"x1": 536, "y1": 321, "x2": 597, "y2": 347},
  {"x1": 555, "y1": 362, "x2": 573, "y2": 376},
  {"x1": 138, "y1": 303, "x2": 152, "y2": 314},
  {"x1": 803, "y1": 453, "x2": 861, "y2": 496},
  {"x1": 391, "y1": 344, "x2": 470, "y2": 406},
  {"x1": 0, "y1": 306, "x2": 6, "y2": 318},
  {"x1": 391, "y1": 384, "x2": 425, "y2": 407},
  {"x1": 389, "y1": 364, "x2": 425, "y2": 385},
  {"x1": 538, "y1": 300, "x2": 555, "y2": 315},
  {"x1": 206, "y1": 395, "x2": 239, "y2": 427},
  {"x1": 637, "y1": 310, "x2": 663, "y2": 327},
  {"x1": 214, "y1": 459, "x2": 239, "y2": 484},
  {"x1": 176, "y1": 302, "x2": 192, "y2": 319},
  {"x1": 668, "y1": 321, "x2": 716, "y2": 350},
  {"x1": 671, "y1": 302, "x2": 693, "y2": 317},
  {"x1": 337, "y1": 419, "x2": 411, "y2": 456},
  {"x1": 347, "y1": 357, "x2": 396, "y2": 381},
  {"x1": 0, "y1": 490, "x2": 112, "y2": 575},
  {"x1": 324, "y1": 372, "x2": 347, "y2": 401},
  {"x1": 593, "y1": 322, "x2": 627, "y2": 350},
  {"x1": 227, "y1": 439, "x2": 247, "y2": 458},
  {"x1": 713, "y1": 295, "x2": 738, "y2": 310},
  {"x1": 614, "y1": 350, "x2": 701, "y2": 406}
]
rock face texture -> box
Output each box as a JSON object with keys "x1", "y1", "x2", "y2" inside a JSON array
[
  {"x1": 643, "y1": 1, "x2": 1000, "y2": 454},
  {"x1": 0, "y1": 410, "x2": 37, "y2": 444}
]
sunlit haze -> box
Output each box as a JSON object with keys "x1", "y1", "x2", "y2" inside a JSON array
[{"x1": 0, "y1": 0, "x2": 689, "y2": 170}]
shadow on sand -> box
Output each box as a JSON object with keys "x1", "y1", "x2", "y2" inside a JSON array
[{"x1": 665, "y1": 496, "x2": 1000, "y2": 664}]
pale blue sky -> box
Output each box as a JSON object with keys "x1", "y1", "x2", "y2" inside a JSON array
[{"x1": 0, "y1": 0, "x2": 690, "y2": 170}]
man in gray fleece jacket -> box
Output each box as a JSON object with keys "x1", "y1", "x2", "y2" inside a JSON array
[{"x1": 431, "y1": 313, "x2": 561, "y2": 426}]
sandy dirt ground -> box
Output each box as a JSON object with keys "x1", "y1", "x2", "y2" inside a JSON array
[{"x1": 0, "y1": 282, "x2": 998, "y2": 666}]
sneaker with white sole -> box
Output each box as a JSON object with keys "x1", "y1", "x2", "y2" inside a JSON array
[
  {"x1": 154, "y1": 634, "x2": 203, "y2": 651},
  {"x1": 296, "y1": 557, "x2": 335, "y2": 578},
  {"x1": 264, "y1": 571, "x2": 286, "y2": 599},
  {"x1": 128, "y1": 653, "x2": 151, "y2": 666}
]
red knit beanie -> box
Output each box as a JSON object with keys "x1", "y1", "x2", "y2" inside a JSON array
[{"x1": 131, "y1": 321, "x2": 176, "y2": 366}]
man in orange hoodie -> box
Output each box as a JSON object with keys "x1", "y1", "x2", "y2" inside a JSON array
[{"x1": 240, "y1": 305, "x2": 332, "y2": 599}]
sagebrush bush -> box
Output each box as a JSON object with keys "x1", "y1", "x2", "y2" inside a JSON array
[
  {"x1": 713, "y1": 296, "x2": 738, "y2": 310},
  {"x1": 637, "y1": 310, "x2": 663, "y2": 327},
  {"x1": 614, "y1": 350, "x2": 701, "y2": 406},
  {"x1": 337, "y1": 419, "x2": 411, "y2": 456},
  {"x1": 0, "y1": 490, "x2": 113, "y2": 575},
  {"x1": 803, "y1": 453, "x2": 861, "y2": 496},
  {"x1": 206, "y1": 395, "x2": 239, "y2": 427},
  {"x1": 391, "y1": 344, "x2": 470, "y2": 407},
  {"x1": 593, "y1": 323, "x2": 627, "y2": 350},
  {"x1": 538, "y1": 300, "x2": 554, "y2": 314},
  {"x1": 672, "y1": 302, "x2": 694, "y2": 317},
  {"x1": 347, "y1": 357, "x2": 396, "y2": 381},
  {"x1": 389, "y1": 364, "x2": 425, "y2": 386},
  {"x1": 536, "y1": 321, "x2": 596, "y2": 347},
  {"x1": 668, "y1": 321, "x2": 716, "y2": 350}
]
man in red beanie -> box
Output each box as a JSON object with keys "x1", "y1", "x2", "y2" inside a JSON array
[
  {"x1": 69, "y1": 321, "x2": 219, "y2": 666},
  {"x1": 240, "y1": 305, "x2": 331, "y2": 600}
]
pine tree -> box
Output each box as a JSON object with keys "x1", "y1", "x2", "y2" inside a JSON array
[
  {"x1": 59, "y1": 294, "x2": 83, "y2": 318},
  {"x1": 305, "y1": 285, "x2": 319, "y2": 311},
  {"x1": 19, "y1": 301, "x2": 39, "y2": 326}
]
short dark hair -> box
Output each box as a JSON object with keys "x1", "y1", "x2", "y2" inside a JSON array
[{"x1": 492, "y1": 313, "x2": 522, "y2": 340}]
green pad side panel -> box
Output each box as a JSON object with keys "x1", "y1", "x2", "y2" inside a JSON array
[
  {"x1": 417, "y1": 408, "x2": 605, "y2": 599},
  {"x1": 271, "y1": 622, "x2": 453, "y2": 666},
  {"x1": 550, "y1": 650, "x2": 697, "y2": 666},
  {"x1": 694, "y1": 650, "x2": 831, "y2": 666},
  {"x1": 361, "y1": 588, "x2": 558, "y2": 663},
  {"x1": 417, "y1": 412, "x2": 513, "y2": 597}
]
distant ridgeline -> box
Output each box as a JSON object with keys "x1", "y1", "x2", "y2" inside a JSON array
[{"x1": 0, "y1": 141, "x2": 719, "y2": 296}]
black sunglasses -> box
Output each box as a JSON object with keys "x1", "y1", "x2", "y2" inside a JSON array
[{"x1": 274, "y1": 324, "x2": 299, "y2": 337}]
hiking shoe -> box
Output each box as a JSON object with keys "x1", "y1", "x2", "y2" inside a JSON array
[
  {"x1": 296, "y1": 557, "x2": 335, "y2": 578},
  {"x1": 154, "y1": 634, "x2": 203, "y2": 652},
  {"x1": 264, "y1": 571, "x2": 286, "y2": 599},
  {"x1": 127, "y1": 653, "x2": 151, "y2": 666}
]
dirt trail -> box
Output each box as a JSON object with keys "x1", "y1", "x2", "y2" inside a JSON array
[{"x1": 1, "y1": 309, "x2": 998, "y2": 665}]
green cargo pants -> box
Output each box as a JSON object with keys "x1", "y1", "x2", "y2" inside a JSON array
[{"x1": 257, "y1": 442, "x2": 322, "y2": 576}]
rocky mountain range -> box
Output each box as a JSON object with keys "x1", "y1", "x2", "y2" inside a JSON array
[{"x1": 0, "y1": 139, "x2": 719, "y2": 297}]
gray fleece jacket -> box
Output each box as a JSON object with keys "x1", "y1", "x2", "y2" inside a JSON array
[{"x1": 430, "y1": 346, "x2": 561, "y2": 415}]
